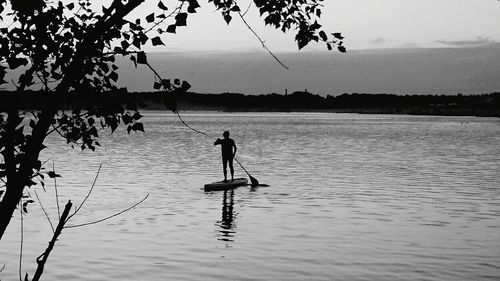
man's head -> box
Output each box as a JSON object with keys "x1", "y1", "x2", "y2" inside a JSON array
[{"x1": 223, "y1": 131, "x2": 230, "y2": 138}]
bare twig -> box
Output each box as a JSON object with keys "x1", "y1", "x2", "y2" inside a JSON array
[
  {"x1": 144, "y1": 62, "x2": 163, "y2": 82},
  {"x1": 242, "y1": 1, "x2": 252, "y2": 17},
  {"x1": 65, "y1": 194, "x2": 149, "y2": 228},
  {"x1": 175, "y1": 111, "x2": 207, "y2": 136},
  {"x1": 68, "y1": 164, "x2": 102, "y2": 220},
  {"x1": 237, "y1": 11, "x2": 289, "y2": 69},
  {"x1": 46, "y1": 123, "x2": 66, "y2": 138},
  {"x1": 19, "y1": 200, "x2": 24, "y2": 281},
  {"x1": 34, "y1": 190, "x2": 55, "y2": 233},
  {"x1": 53, "y1": 162, "x2": 60, "y2": 219},
  {"x1": 30, "y1": 162, "x2": 147, "y2": 280},
  {"x1": 142, "y1": 61, "x2": 208, "y2": 135}
]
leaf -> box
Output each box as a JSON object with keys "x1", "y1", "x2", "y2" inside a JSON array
[
  {"x1": 181, "y1": 81, "x2": 191, "y2": 92},
  {"x1": 175, "y1": 13, "x2": 187, "y2": 26},
  {"x1": 135, "y1": 123, "x2": 144, "y2": 132},
  {"x1": 107, "y1": 117, "x2": 118, "y2": 133},
  {"x1": 224, "y1": 13, "x2": 232, "y2": 25},
  {"x1": 166, "y1": 24, "x2": 176, "y2": 33},
  {"x1": 337, "y1": 45, "x2": 347, "y2": 53},
  {"x1": 130, "y1": 55, "x2": 137, "y2": 68},
  {"x1": 66, "y1": 3, "x2": 75, "y2": 10},
  {"x1": 122, "y1": 114, "x2": 133, "y2": 125},
  {"x1": 133, "y1": 112, "x2": 143, "y2": 120},
  {"x1": 316, "y1": 8, "x2": 321, "y2": 17},
  {"x1": 151, "y1": 36, "x2": 164, "y2": 46},
  {"x1": 296, "y1": 35, "x2": 307, "y2": 50},
  {"x1": 161, "y1": 79, "x2": 170, "y2": 88},
  {"x1": 137, "y1": 52, "x2": 148, "y2": 64},
  {"x1": 121, "y1": 40, "x2": 130, "y2": 50},
  {"x1": 318, "y1": 30, "x2": 327, "y2": 42},
  {"x1": 132, "y1": 36, "x2": 141, "y2": 49},
  {"x1": 139, "y1": 32, "x2": 149, "y2": 45},
  {"x1": 88, "y1": 127, "x2": 98, "y2": 137},
  {"x1": 158, "y1": 1, "x2": 168, "y2": 10},
  {"x1": 310, "y1": 21, "x2": 321, "y2": 30},
  {"x1": 189, "y1": 0, "x2": 201, "y2": 9},
  {"x1": 146, "y1": 13, "x2": 155, "y2": 23},
  {"x1": 128, "y1": 123, "x2": 144, "y2": 134},
  {"x1": 332, "y1": 32, "x2": 344, "y2": 40},
  {"x1": 109, "y1": 71, "x2": 118, "y2": 82},
  {"x1": 47, "y1": 171, "x2": 61, "y2": 178}
]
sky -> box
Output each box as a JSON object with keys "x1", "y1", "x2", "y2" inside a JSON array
[
  {"x1": 110, "y1": 0, "x2": 500, "y2": 95},
  {"x1": 5, "y1": 0, "x2": 500, "y2": 95},
  {"x1": 126, "y1": 0, "x2": 500, "y2": 52}
]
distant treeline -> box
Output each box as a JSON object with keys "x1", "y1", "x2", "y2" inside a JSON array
[{"x1": 1, "y1": 90, "x2": 499, "y2": 117}]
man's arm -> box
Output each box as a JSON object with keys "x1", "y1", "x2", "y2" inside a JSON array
[
  {"x1": 232, "y1": 142, "x2": 237, "y2": 157},
  {"x1": 214, "y1": 138, "x2": 221, "y2": 145}
]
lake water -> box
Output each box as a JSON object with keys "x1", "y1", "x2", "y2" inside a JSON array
[{"x1": 1, "y1": 112, "x2": 499, "y2": 280}]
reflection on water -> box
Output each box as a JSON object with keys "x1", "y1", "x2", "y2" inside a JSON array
[
  {"x1": 1, "y1": 112, "x2": 499, "y2": 281},
  {"x1": 216, "y1": 189, "x2": 236, "y2": 242}
]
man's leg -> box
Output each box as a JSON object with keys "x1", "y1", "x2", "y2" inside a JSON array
[
  {"x1": 228, "y1": 158, "x2": 234, "y2": 181},
  {"x1": 222, "y1": 158, "x2": 228, "y2": 181}
]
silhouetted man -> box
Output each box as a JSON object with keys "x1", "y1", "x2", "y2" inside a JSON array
[{"x1": 214, "y1": 131, "x2": 237, "y2": 182}]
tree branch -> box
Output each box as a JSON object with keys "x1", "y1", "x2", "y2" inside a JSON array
[
  {"x1": 31, "y1": 200, "x2": 73, "y2": 281},
  {"x1": 65, "y1": 194, "x2": 149, "y2": 228},
  {"x1": 145, "y1": 1, "x2": 185, "y2": 34}
]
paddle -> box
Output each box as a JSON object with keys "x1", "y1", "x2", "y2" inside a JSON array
[{"x1": 234, "y1": 157, "x2": 259, "y2": 187}]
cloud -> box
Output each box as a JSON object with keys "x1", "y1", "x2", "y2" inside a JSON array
[
  {"x1": 436, "y1": 36, "x2": 496, "y2": 47},
  {"x1": 115, "y1": 45, "x2": 500, "y2": 95},
  {"x1": 370, "y1": 38, "x2": 387, "y2": 45}
]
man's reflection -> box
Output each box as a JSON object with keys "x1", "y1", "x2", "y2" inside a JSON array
[{"x1": 216, "y1": 189, "x2": 236, "y2": 242}]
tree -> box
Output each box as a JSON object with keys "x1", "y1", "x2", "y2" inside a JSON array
[{"x1": 0, "y1": 0, "x2": 345, "y2": 240}]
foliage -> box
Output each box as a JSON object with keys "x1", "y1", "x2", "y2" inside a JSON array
[{"x1": 0, "y1": 0, "x2": 343, "y2": 240}]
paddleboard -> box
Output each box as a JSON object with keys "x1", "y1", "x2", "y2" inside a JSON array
[{"x1": 204, "y1": 178, "x2": 248, "y2": 191}]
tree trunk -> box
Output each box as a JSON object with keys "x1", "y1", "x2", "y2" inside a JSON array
[{"x1": 0, "y1": 181, "x2": 23, "y2": 239}]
